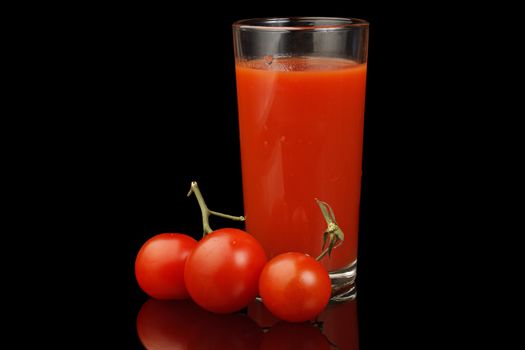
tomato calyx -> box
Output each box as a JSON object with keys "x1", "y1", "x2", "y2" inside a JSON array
[
  {"x1": 187, "y1": 181, "x2": 245, "y2": 236},
  {"x1": 315, "y1": 199, "x2": 345, "y2": 261}
]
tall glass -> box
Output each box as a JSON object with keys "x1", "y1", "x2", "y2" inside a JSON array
[{"x1": 233, "y1": 17, "x2": 368, "y2": 300}]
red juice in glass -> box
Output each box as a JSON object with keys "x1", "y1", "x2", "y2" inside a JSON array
[{"x1": 236, "y1": 58, "x2": 366, "y2": 271}]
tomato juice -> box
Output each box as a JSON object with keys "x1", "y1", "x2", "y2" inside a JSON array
[{"x1": 236, "y1": 57, "x2": 366, "y2": 271}]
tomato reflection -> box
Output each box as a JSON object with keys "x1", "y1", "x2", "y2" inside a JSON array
[
  {"x1": 260, "y1": 321, "x2": 331, "y2": 350},
  {"x1": 136, "y1": 298, "x2": 262, "y2": 349},
  {"x1": 137, "y1": 297, "x2": 359, "y2": 350},
  {"x1": 137, "y1": 298, "x2": 206, "y2": 349},
  {"x1": 194, "y1": 312, "x2": 264, "y2": 349}
]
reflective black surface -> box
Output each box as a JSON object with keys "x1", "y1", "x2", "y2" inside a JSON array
[{"x1": 134, "y1": 298, "x2": 358, "y2": 349}]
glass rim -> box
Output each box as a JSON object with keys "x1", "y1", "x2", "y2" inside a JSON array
[{"x1": 233, "y1": 17, "x2": 369, "y2": 31}]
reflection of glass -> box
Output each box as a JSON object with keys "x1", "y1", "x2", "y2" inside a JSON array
[
  {"x1": 318, "y1": 299, "x2": 359, "y2": 350},
  {"x1": 233, "y1": 18, "x2": 369, "y2": 300},
  {"x1": 137, "y1": 297, "x2": 359, "y2": 349},
  {"x1": 261, "y1": 321, "x2": 332, "y2": 349}
]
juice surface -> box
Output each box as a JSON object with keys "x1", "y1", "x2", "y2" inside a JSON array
[{"x1": 236, "y1": 57, "x2": 367, "y2": 270}]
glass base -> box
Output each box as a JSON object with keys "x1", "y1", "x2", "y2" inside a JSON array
[{"x1": 329, "y1": 260, "x2": 357, "y2": 302}]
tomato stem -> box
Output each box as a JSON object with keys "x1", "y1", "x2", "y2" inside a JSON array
[
  {"x1": 209, "y1": 210, "x2": 245, "y2": 221},
  {"x1": 315, "y1": 199, "x2": 344, "y2": 261},
  {"x1": 187, "y1": 181, "x2": 245, "y2": 236}
]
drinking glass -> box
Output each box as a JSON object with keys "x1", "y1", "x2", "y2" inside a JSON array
[{"x1": 233, "y1": 17, "x2": 368, "y2": 300}]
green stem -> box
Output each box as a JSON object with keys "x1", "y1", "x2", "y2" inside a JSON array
[
  {"x1": 209, "y1": 210, "x2": 245, "y2": 221},
  {"x1": 315, "y1": 199, "x2": 345, "y2": 261},
  {"x1": 316, "y1": 245, "x2": 331, "y2": 261},
  {"x1": 187, "y1": 181, "x2": 245, "y2": 237}
]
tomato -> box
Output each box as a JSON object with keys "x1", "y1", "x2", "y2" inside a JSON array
[
  {"x1": 259, "y1": 252, "x2": 331, "y2": 322},
  {"x1": 135, "y1": 233, "x2": 197, "y2": 299},
  {"x1": 136, "y1": 298, "x2": 208, "y2": 349},
  {"x1": 184, "y1": 228, "x2": 267, "y2": 313},
  {"x1": 260, "y1": 321, "x2": 331, "y2": 350}
]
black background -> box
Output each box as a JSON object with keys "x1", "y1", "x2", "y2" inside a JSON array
[{"x1": 25, "y1": 3, "x2": 486, "y2": 347}]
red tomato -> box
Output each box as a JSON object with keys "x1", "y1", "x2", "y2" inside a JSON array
[
  {"x1": 260, "y1": 321, "x2": 331, "y2": 350},
  {"x1": 135, "y1": 233, "x2": 197, "y2": 299},
  {"x1": 184, "y1": 228, "x2": 267, "y2": 313},
  {"x1": 259, "y1": 252, "x2": 331, "y2": 322}
]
